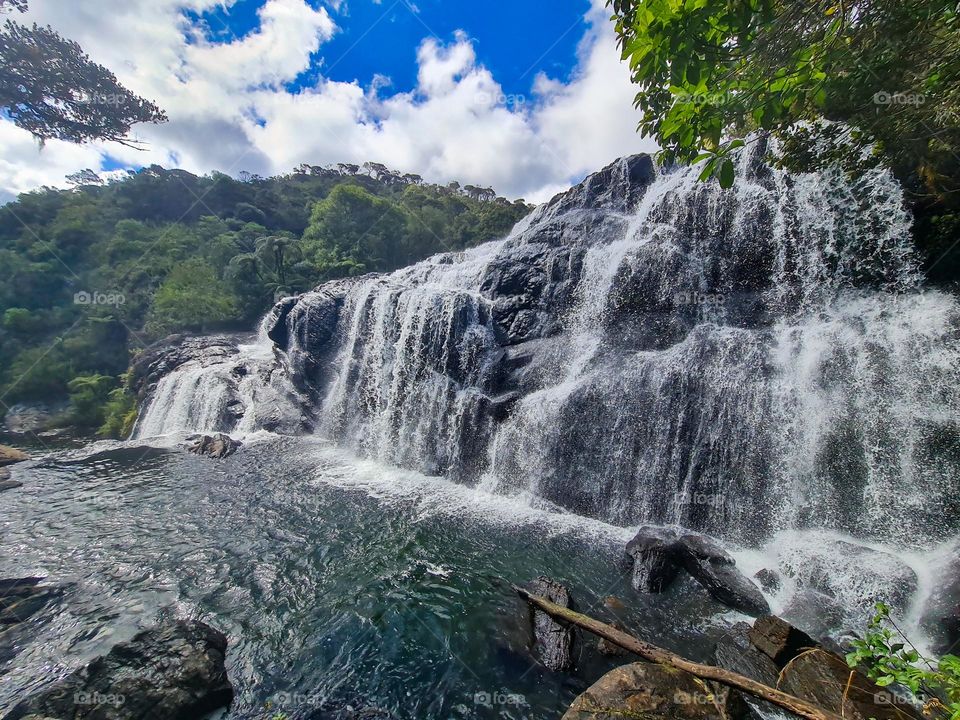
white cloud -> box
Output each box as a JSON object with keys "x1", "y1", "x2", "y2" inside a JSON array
[{"x1": 0, "y1": 0, "x2": 656, "y2": 206}]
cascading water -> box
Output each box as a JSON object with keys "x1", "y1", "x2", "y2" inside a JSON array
[
  {"x1": 134, "y1": 318, "x2": 307, "y2": 439},
  {"x1": 134, "y1": 146, "x2": 960, "y2": 640}
]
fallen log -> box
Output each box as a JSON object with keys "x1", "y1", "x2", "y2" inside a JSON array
[{"x1": 513, "y1": 584, "x2": 844, "y2": 720}]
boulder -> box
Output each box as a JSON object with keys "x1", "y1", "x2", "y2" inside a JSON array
[
  {"x1": 625, "y1": 526, "x2": 682, "y2": 592},
  {"x1": 186, "y1": 433, "x2": 242, "y2": 459},
  {"x1": 0, "y1": 445, "x2": 30, "y2": 466},
  {"x1": 562, "y1": 662, "x2": 745, "y2": 720},
  {"x1": 778, "y1": 648, "x2": 923, "y2": 720},
  {"x1": 747, "y1": 615, "x2": 817, "y2": 668},
  {"x1": 527, "y1": 577, "x2": 574, "y2": 671},
  {"x1": 623, "y1": 529, "x2": 770, "y2": 616},
  {"x1": 2, "y1": 620, "x2": 234, "y2": 720},
  {"x1": 676, "y1": 534, "x2": 771, "y2": 617},
  {"x1": 2, "y1": 402, "x2": 67, "y2": 434}
]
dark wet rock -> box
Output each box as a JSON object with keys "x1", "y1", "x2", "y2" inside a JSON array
[
  {"x1": 0, "y1": 445, "x2": 29, "y2": 466},
  {"x1": 2, "y1": 620, "x2": 233, "y2": 720},
  {"x1": 266, "y1": 278, "x2": 374, "y2": 390},
  {"x1": 748, "y1": 615, "x2": 817, "y2": 668},
  {"x1": 780, "y1": 589, "x2": 848, "y2": 640},
  {"x1": 626, "y1": 526, "x2": 682, "y2": 592},
  {"x1": 754, "y1": 569, "x2": 780, "y2": 594},
  {"x1": 186, "y1": 433, "x2": 242, "y2": 459},
  {"x1": 562, "y1": 662, "x2": 746, "y2": 720},
  {"x1": 712, "y1": 623, "x2": 779, "y2": 720},
  {"x1": 920, "y1": 544, "x2": 960, "y2": 654},
  {"x1": 676, "y1": 534, "x2": 770, "y2": 617},
  {"x1": 0, "y1": 578, "x2": 59, "y2": 626},
  {"x1": 527, "y1": 576, "x2": 574, "y2": 671},
  {"x1": 714, "y1": 623, "x2": 779, "y2": 685},
  {"x1": 129, "y1": 335, "x2": 240, "y2": 401},
  {"x1": 0, "y1": 478, "x2": 23, "y2": 492},
  {"x1": 778, "y1": 648, "x2": 923, "y2": 720},
  {"x1": 624, "y1": 529, "x2": 770, "y2": 616},
  {"x1": 546, "y1": 154, "x2": 657, "y2": 217}
]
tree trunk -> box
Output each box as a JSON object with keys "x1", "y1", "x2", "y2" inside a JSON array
[{"x1": 513, "y1": 584, "x2": 844, "y2": 720}]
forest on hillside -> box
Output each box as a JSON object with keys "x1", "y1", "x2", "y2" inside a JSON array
[{"x1": 0, "y1": 163, "x2": 530, "y2": 435}]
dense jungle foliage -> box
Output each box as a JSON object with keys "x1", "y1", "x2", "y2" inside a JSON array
[{"x1": 0, "y1": 164, "x2": 530, "y2": 434}]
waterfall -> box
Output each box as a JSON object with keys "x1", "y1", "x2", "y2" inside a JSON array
[
  {"x1": 134, "y1": 319, "x2": 308, "y2": 439},
  {"x1": 136, "y1": 147, "x2": 960, "y2": 557}
]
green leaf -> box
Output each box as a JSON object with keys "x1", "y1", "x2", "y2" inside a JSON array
[
  {"x1": 698, "y1": 157, "x2": 716, "y2": 182},
  {"x1": 718, "y1": 158, "x2": 735, "y2": 188}
]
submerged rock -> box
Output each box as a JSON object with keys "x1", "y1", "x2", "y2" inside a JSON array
[
  {"x1": 753, "y1": 569, "x2": 780, "y2": 594},
  {"x1": 624, "y1": 528, "x2": 770, "y2": 616},
  {"x1": 0, "y1": 445, "x2": 29, "y2": 466},
  {"x1": 526, "y1": 576, "x2": 574, "y2": 671},
  {"x1": 0, "y1": 578, "x2": 58, "y2": 627},
  {"x1": 0, "y1": 472, "x2": 23, "y2": 491},
  {"x1": 781, "y1": 539, "x2": 919, "y2": 615},
  {"x1": 2, "y1": 620, "x2": 233, "y2": 720},
  {"x1": 562, "y1": 662, "x2": 745, "y2": 720},
  {"x1": 186, "y1": 433, "x2": 242, "y2": 459}
]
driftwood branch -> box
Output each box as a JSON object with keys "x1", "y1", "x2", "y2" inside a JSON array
[{"x1": 513, "y1": 584, "x2": 845, "y2": 720}]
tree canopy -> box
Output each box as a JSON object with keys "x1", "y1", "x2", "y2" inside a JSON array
[
  {"x1": 0, "y1": 163, "x2": 530, "y2": 435},
  {"x1": 609, "y1": 0, "x2": 960, "y2": 198},
  {"x1": 0, "y1": 1, "x2": 166, "y2": 144}
]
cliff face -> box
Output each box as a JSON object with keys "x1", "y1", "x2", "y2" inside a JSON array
[{"x1": 255, "y1": 149, "x2": 958, "y2": 547}]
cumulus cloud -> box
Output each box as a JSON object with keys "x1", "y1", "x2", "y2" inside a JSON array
[{"x1": 0, "y1": 0, "x2": 656, "y2": 205}]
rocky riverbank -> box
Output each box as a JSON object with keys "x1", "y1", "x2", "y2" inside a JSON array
[{"x1": 1, "y1": 596, "x2": 232, "y2": 720}]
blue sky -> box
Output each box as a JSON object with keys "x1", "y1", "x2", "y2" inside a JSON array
[
  {"x1": 1, "y1": 0, "x2": 654, "y2": 204},
  {"x1": 191, "y1": 0, "x2": 590, "y2": 98}
]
